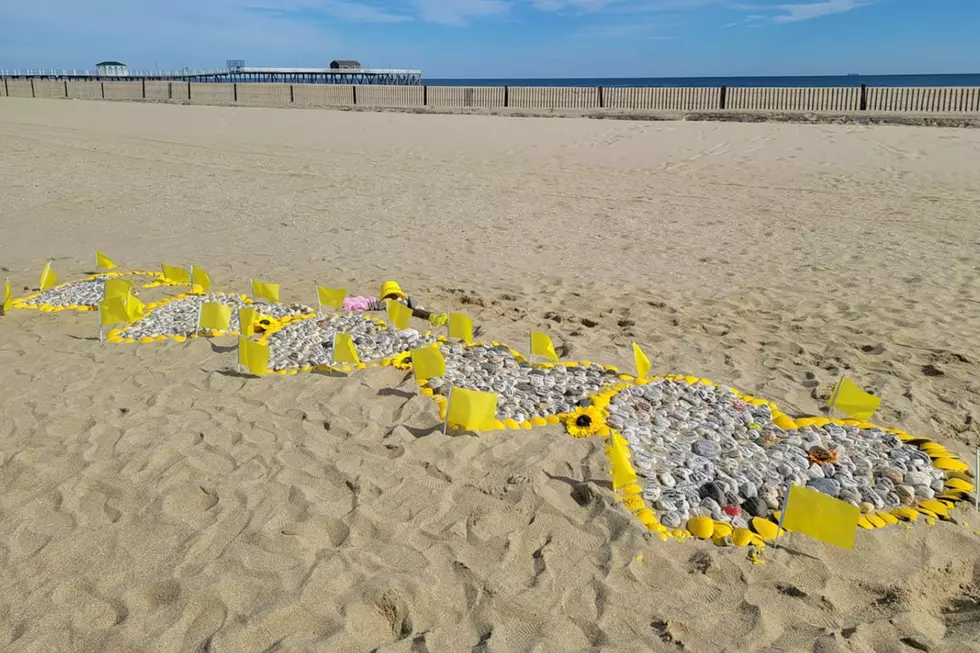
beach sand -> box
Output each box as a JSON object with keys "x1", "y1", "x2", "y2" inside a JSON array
[{"x1": 1, "y1": 97, "x2": 979, "y2": 652}]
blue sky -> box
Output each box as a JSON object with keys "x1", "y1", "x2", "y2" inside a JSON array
[{"x1": 1, "y1": 1, "x2": 978, "y2": 78}]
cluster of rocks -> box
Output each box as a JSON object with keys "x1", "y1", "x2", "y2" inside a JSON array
[
  {"x1": 426, "y1": 342, "x2": 622, "y2": 422},
  {"x1": 265, "y1": 314, "x2": 436, "y2": 370},
  {"x1": 19, "y1": 276, "x2": 128, "y2": 309},
  {"x1": 610, "y1": 380, "x2": 946, "y2": 530},
  {"x1": 114, "y1": 294, "x2": 311, "y2": 340}
]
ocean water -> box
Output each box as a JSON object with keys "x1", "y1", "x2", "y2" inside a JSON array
[{"x1": 423, "y1": 74, "x2": 980, "y2": 88}]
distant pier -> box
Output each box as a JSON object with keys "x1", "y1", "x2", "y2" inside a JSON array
[{"x1": 0, "y1": 66, "x2": 423, "y2": 86}]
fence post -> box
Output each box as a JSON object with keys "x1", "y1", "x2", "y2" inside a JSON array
[
  {"x1": 598, "y1": 86, "x2": 604, "y2": 109},
  {"x1": 142, "y1": 79, "x2": 146, "y2": 99},
  {"x1": 4, "y1": 78, "x2": 8, "y2": 97},
  {"x1": 860, "y1": 83, "x2": 868, "y2": 111},
  {"x1": 720, "y1": 85, "x2": 727, "y2": 110},
  {"x1": 504, "y1": 86, "x2": 509, "y2": 108},
  {"x1": 290, "y1": 84, "x2": 294, "y2": 103},
  {"x1": 64, "y1": 80, "x2": 68, "y2": 98},
  {"x1": 233, "y1": 82, "x2": 238, "y2": 102},
  {"x1": 30, "y1": 79, "x2": 35, "y2": 98},
  {"x1": 168, "y1": 82, "x2": 173, "y2": 100},
  {"x1": 100, "y1": 82, "x2": 105, "y2": 99},
  {"x1": 352, "y1": 85, "x2": 357, "y2": 105},
  {"x1": 187, "y1": 81, "x2": 192, "y2": 100},
  {"x1": 423, "y1": 85, "x2": 428, "y2": 107}
]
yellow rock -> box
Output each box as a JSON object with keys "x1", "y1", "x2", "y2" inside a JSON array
[
  {"x1": 933, "y1": 457, "x2": 969, "y2": 473},
  {"x1": 546, "y1": 415, "x2": 561, "y2": 425},
  {"x1": 684, "y1": 376, "x2": 700, "y2": 385},
  {"x1": 858, "y1": 422, "x2": 877, "y2": 429},
  {"x1": 635, "y1": 508, "x2": 658, "y2": 525},
  {"x1": 124, "y1": 338, "x2": 136, "y2": 344},
  {"x1": 621, "y1": 483, "x2": 643, "y2": 496},
  {"x1": 892, "y1": 507, "x2": 920, "y2": 522},
  {"x1": 712, "y1": 522, "x2": 733, "y2": 539},
  {"x1": 155, "y1": 335, "x2": 168, "y2": 342},
  {"x1": 795, "y1": 417, "x2": 818, "y2": 427},
  {"x1": 531, "y1": 417, "x2": 548, "y2": 427},
  {"x1": 521, "y1": 421, "x2": 533, "y2": 430},
  {"x1": 504, "y1": 418, "x2": 521, "y2": 430},
  {"x1": 945, "y1": 470, "x2": 975, "y2": 483},
  {"x1": 876, "y1": 511, "x2": 899, "y2": 526},
  {"x1": 623, "y1": 495, "x2": 644, "y2": 512},
  {"x1": 857, "y1": 516, "x2": 874, "y2": 529},
  {"x1": 491, "y1": 420, "x2": 506, "y2": 431},
  {"x1": 811, "y1": 417, "x2": 831, "y2": 427},
  {"x1": 687, "y1": 516, "x2": 715, "y2": 539},
  {"x1": 732, "y1": 528, "x2": 761, "y2": 547},
  {"x1": 750, "y1": 517, "x2": 785, "y2": 541},
  {"x1": 918, "y1": 500, "x2": 949, "y2": 517},
  {"x1": 946, "y1": 478, "x2": 975, "y2": 492},
  {"x1": 866, "y1": 514, "x2": 887, "y2": 528},
  {"x1": 773, "y1": 415, "x2": 798, "y2": 430},
  {"x1": 139, "y1": 336, "x2": 154, "y2": 344},
  {"x1": 173, "y1": 335, "x2": 186, "y2": 343}
]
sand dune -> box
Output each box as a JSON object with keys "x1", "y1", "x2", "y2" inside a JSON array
[{"x1": 1, "y1": 98, "x2": 979, "y2": 652}]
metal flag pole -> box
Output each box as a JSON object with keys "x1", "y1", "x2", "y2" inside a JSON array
[
  {"x1": 773, "y1": 480, "x2": 792, "y2": 548},
  {"x1": 827, "y1": 375, "x2": 844, "y2": 415},
  {"x1": 316, "y1": 281, "x2": 321, "y2": 314},
  {"x1": 443, "y1": 385, "x2": 453, "y2": 435},
  {"x1": 975, "y1": 449, "x2": 979, "y2": 512}
]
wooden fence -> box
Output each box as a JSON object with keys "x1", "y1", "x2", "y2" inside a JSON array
[{"x1": 2, "y1": 79, "x2": 979, "y2": 114}]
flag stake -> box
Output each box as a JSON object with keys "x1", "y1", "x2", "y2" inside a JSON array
[
  {"x1": 316, "y1": 281, "x2": 321, "y2": 314},
  {"x1": 975, "y1": 448, "x2": 979, "y2": 512},
  {"x1": 827, "y1": 375, "x2": 843, "y2": 415},
  {"x1": 773, "y1": 480, "x2": 792, "y2": 548},
  {"x1": 443, "y1": 385, "x2": 453, "y2": 435}
]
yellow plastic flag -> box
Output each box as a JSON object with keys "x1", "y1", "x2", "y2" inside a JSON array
[
  {"x1": 96, "y1": 251, "x2": 117, "y2": 270},
  {"x1": 633, "y1": 342, "x2": 652, "y2": 379},
  {"x1": 99, "y1": 296, "x2": 130, "y2": 326},
  {"x1": 448, "y1": 312, "x2": 475, "y2": 345},
  {"x1": 4, "y1": 277, "x2": 12, "y2": 312},
  {"x1": 199, "y1": 302, "x2": 232, "y2": 332},
  {"x1": 251, "y1": 279, "x2": 279, "y2": 303},
  {"x1": 161, "y1": 264, "x2": 190, "y2": 285},
  {"x1": 238, "y1": 307, "x2": 257, "y2": 335},
  {"x1": 124, "y1": 294, "x2": 146, "y2": 322},
  {"x1": 608, "y1": 432, "x2": 638, "y2": 490},
  {"x1": 782, "y1": 484, "x2": 860, "y2": 549},
  {"x1": 447, "y1": 387, "x2": 498, "y2": 431},
  {"x1": 411, "y1": 346, "x2": 445, "y2": 382},
  {"x1": 39, "y1": 261, "x2": 57, "y2": 291},
  {"x1": 191, "y1": 266, "x2": 211, "y2": 294},
  {"x1": 387, "y1": 299, "x2": 413, "y2": 330},
  {"x1": 530, "y1": 331, "x2": 559, "y2": 363},
  {"x1": 317, "y1": 286, "x2": 346, "y2": 310},
  {"x1": 333, "y1": 333, "x2": 360, "y2": 365},
  {"x1": 828, "y1": 376, "x2": 881, "y2": 421},
  {"x1": 238, "y1": 337, "x2": 269, "y2": 376},
  {"x1": 103, "y1": 278, "x2": 132, "y2": 300}
]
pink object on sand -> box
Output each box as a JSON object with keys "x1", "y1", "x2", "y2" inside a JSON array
[{"x1": 343, "y1": 296, "x2": 376, "y2": 312}]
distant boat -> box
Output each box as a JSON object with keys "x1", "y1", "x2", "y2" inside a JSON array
[{"x1": 846, "y1": 73, "x2": 860, "y2": 77}]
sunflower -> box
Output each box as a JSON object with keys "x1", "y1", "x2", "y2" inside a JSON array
[{"x1": 565, "y1": 406, "x2": 606, "y2": 438}]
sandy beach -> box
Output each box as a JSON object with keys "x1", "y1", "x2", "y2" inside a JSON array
[{"x1": 1, "y1": 97, "x2": 979, "y2": 652}]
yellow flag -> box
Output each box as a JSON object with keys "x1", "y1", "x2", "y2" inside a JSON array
[
  {"x1": 199, "y1": 302, "x2": 232, "y2": 331},
  {"x1": 251, "y1": 279, "x2": 279, "y2": 303},
  {"x1": 238, "y1": 307, "x2": 257, "y2": 335},
  {"x1": 191, "y1": 266, "x2": 211, "y2": 293},
  {"x1": 99, "y1": 296, "x2": 130, "y2": 326},
  {"x1": 387, "y1": 299, "x2": 413, "y2": 330},
  {"x1": 411, "y1": 346, "x2": 445, "y2": 382},
  {"x1": 828, "y1": 376, "x2": 881, "y2": 421},
  {"x1": 125, "y1": 294, "x2": 146, "y2": 322},
  {"x1": 632, "y1": 342, "x2": 652, "y2": 379},
  {"x1": 238, "y1": 337, "x2": 269, "y2": 376},
  {"x1": 530, "y1": 331, "x2": 559, "y2": 363},
  {"x1": 782, "y1": 484, "x2": 860, "y2": 549},
  {"x1": 448, "y1": 312, "x2": 474, "y2": 345},
  {"x1": 103, "y1": 278, "x2": 132, "y2": 300},
  {"x1": 609, "y1": 432, "x2": 637, "y2": 490},
  {"x1": 161, "y1": 264, "x2": 190, "y2": 285},
  {"x1": 4, "y1": 277, "x2": 12, "y2": 312},
  {"x1": 317, "y1": 286, "x2": 346, "y2": 310},
  {"x1": 447, "y1": 387, "x2": 498, "y2": 431},
  {"x1": 39, "y1": 261, "x2": 57, "y2": 291},
  {"x1": 333, "y1": 333, "x2": 360, "y2": 365},
  {"x1": 96, "y1": 251, "x2": 117, "y2": 270}
]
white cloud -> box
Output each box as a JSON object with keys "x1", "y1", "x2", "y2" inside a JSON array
[
  {"x1": 771, "y1": 0, "x2": 867, "y2": 23},
  {"x1": 409, "y1": 0, "x2": 510, "y2": 25}
]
